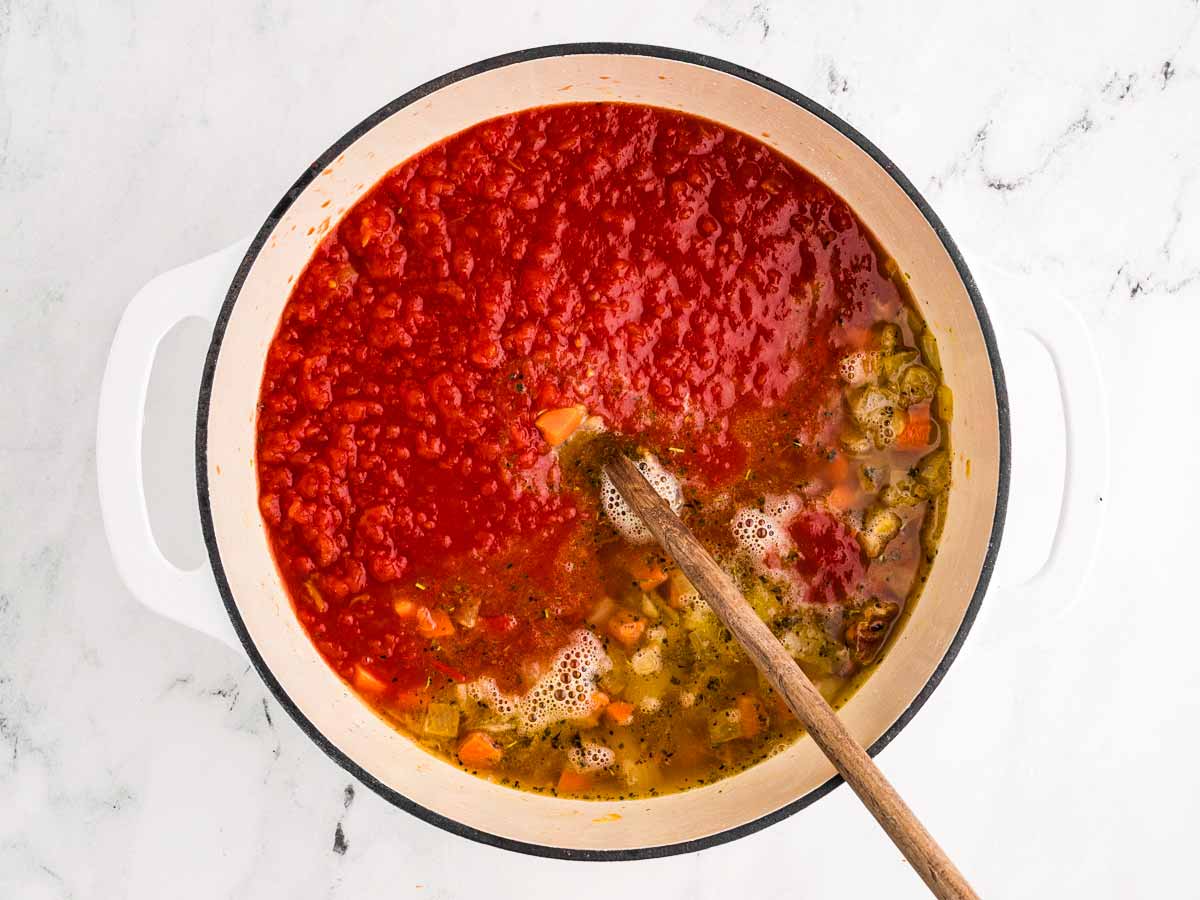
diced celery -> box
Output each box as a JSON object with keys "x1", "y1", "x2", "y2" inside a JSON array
[
  {"x1": 621, "y1": 758, "x2": 663, "y2": 790},
  {"x1": 875, "y1": 322, "x2": 901, "y2": 353},
  {"x1": 919, "y1": 330, "x2": 942, "y2": 374},
  {"x1": 848, "y1": 385, "x2": 908, "y2": 448},
  {"x1": 858, "y1": 464, "x2": 883, "y2": 493},
  {"x1": 839, "y1": 425, "x2": 873, "y2": 455},
  {"x1": 623, "y1": 668, "x2": 672, "y2": 704},
  {"x1": 781, "y1": 624, "x2": 851, "y2": 675},
  {"x1": 630, "y1": 645, "x2": 662, "y2": 676},
  {"x1": 898, "y1": 364, "x2": 937, "y2": 406},
  {"x1": 708, "y1": 709, "x2": 743, "y2": 744},
  {"x1": 640, "y1": 593, "x2": 662, "y2": 620},
  {"x1": 859, "y1": 507, "x2": 902, "y2": 559},
  {"x1": 688, "y1": 629, "x2": 712, "y2": 658},
  {"x1": 916, "y1": 449, "x2": 951, "y2": 493},
  {"x1": 687, "y1": 612, "x2": 740, "y2": 663},
  {"x1": 880, "y1": 477, "x2": 928, "y2": 508},
  {"x1": 745, "y1": 581, "x2": 783, "y2": 625},
  {"x1": 922, "y1": 491, "x2": 948, "y2": 552},
  {"x1": 423, "y1": 702, "x2": 460, "y2": 738},
  {"x1": 682, "y1": 596, "x2": 716, "y2": 632},
  {"x1": 905, "y1": 307, "x2": 925, "y2": 336},
  {"x1": 849, "y1": 385, "x2": 890, "y2": 424},
  {"x1": 935, "y1": 384, "x2": 954, "y2": 422},
  {"x1": 880, "y1": 349, "x2": 919, "y2": 383}
]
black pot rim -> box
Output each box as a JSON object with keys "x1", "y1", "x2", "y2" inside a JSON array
[{"x1": 196, "y1": 41, "x2": 1010, "y2": 863}]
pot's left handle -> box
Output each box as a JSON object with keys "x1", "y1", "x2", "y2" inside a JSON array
[{"x1": 97, "y1": 237, "x2": 252, "y2": 653}]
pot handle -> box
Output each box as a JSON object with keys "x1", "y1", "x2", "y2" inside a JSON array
[
  {"x1": 969, "y1": 259, "x2": 1111, "y2": 647},
  {"x1": 97, "y1": 238, "x2": 252, "y2": 653}
]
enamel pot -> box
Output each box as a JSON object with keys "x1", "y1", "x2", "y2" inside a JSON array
[{"x1": 99, "y1": 43, "x2": 1074, "y2": 860}]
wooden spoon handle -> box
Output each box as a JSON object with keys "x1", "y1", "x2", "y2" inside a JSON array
[{"x1": 605, "y1": 455, "x2": 978, "y2": 900}]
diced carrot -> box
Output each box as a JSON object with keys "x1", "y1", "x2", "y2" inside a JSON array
[
  {"x1": 827, "y1": 483, "x2": 858, "y2": 512},
  {"x1": 896, "y1": 405, "x2": 933, "y2": 449},
  {"x1": 416, "y1": 606, "x2": 455, "y2": 639},
  {"x1": 605, "y1": 610, "x2": 647, "y2": 648},
  {"x1": 574, "y1": 691, "x2": 610, "y2": 727},
  {"x1": 604, "y1": 701, "x2": 635, "y2": 727},
  {"x1": 556, "y1": 768, "x2": 594, "y2": 793},
  {"x1": 457, "y1": 731, "x2": 503, "y2": 768},
  {"x1": 534, "y1": 405, "x2": 587, "y2": 447},
  {"x1": 393, "y1": 598, "x2": 417, "y2": 618},
  {"x1": 737, "y1": 694, "x2": 767, "y2": 739},
  {"x1": 353, "y1": 664, "x2": 388, "y2": 695},
  {"x1": 663, "y1": 570, "x2": 695, "y2": 609},
  {"x1": 626, "y1": 554, "x2": 669, "y2": 591}
]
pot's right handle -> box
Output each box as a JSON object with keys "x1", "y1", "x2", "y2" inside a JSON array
[
  {"x1": 97, "y1": 238, "x2": 251, "y2": 653},
  {"x1": 970, "y1": 259, "x2": 1111, "y2": 647}
]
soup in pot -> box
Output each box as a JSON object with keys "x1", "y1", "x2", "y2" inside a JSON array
[{"x1": 255, "y1": 103, "x2": 951, "y2": 798}]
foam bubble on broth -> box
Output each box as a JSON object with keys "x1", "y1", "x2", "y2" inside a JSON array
[
  {"x1": 730, "y1": 495, "x2": 801, "y2": 564},
  {"x1": 839, "y1": 350, "x2": 878, "y2": 385},
  {"x1": 465, "y1": 629, "x2": 611, "y2": 733},
  {"x1": 568, "y1": 743, "x2": 616, "y2": 772},
  {"x1": 599, "y1": 453, "x2": 683, "y2": 544}
]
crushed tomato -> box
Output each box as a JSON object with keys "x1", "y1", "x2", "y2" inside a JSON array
[{"x1": 256, "y1": 103, "x2": 908, "y2": 695}]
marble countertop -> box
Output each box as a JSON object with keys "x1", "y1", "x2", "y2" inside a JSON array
[{"x1": 2, "y1": 1, "x2": 1198, "y2": 897}]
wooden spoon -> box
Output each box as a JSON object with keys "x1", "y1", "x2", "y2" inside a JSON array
[{"x1": 604, "y1": 454, "x2": 978, "y2": 900}]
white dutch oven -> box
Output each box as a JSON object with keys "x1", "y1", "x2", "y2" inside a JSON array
[{"x1": 97, "y1": 45, "x2": 1109, "y2": 858}]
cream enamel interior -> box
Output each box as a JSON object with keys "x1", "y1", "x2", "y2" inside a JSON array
[{"x1": 203, "y1": 52, "x2": 1001, "y2": 852}]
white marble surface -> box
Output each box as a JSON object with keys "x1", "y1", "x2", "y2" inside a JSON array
[{"x1": 2, "y1": 1, "x2": 1199, "y2": 897}]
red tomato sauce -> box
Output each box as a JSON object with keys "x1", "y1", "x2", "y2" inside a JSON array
[
  {"x1": 256, "y1": 103, "x2": 905, "y2": 695},
  {"x1": 787, "y1": 511, "x2": 866, "y2": 604}
]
